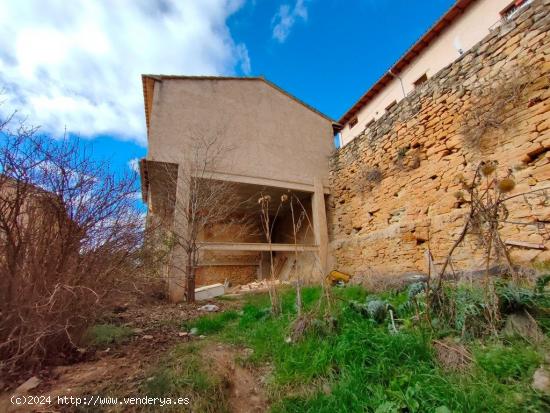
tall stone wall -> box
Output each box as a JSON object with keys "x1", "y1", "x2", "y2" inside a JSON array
[{"x1": 329, "y1": 0, "x2": 550, "y2": 278}]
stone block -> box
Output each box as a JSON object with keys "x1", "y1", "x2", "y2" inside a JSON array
[{"x1": 195, "y1": 283, "x2": 225, "y2": 301}]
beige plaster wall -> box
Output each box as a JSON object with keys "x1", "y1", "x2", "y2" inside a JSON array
[{"x1": 146, "y1": 78, "x2": 334, "y2": 188}]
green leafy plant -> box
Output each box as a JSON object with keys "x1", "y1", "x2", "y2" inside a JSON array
[{"x1": 83, "y1": 324, "x2": 133, "y2": 347}]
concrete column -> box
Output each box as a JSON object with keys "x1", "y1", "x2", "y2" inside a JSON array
[
  {"x1": 168, "y1": 163, "x2": 189, "y2": 302},
  {"x1": 312, "y1": 177, "x2": 329, "y2": 277}
]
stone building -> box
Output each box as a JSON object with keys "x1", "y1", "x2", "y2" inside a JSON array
[{"x1": 139, "y1": 76, "x2": 338, "y2": 301}]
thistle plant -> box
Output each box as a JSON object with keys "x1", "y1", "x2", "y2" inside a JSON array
[{"x1": 433, "y1": 160, "x2": 550, "y2": 335}]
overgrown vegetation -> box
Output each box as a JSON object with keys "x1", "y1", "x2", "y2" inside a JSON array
[
  {"x1": 83, "y1": 324, "x2": 133, "y2": 348},
  {"x1": 182, "y1": 284, "x2": 550, "y2": 412},
  {"x1": 0, "y1": 112, "x2": 143, "y2": 374},
  {"x1": 461, "y1": 63, "x2": 535, "y2": 151},
  {"x1": 143, "y1": 344, "x2": 229, "y2": 413}
]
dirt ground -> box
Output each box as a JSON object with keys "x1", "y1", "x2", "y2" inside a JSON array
[
  {"x1": 207, "y1": 343, "x2": 268, "y2": 413},
  {"x1": 0, "y1": 297, "x2": 268, "y2": 413}
]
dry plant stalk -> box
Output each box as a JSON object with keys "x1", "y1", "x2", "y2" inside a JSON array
[
  {"x1": 286, "y1": 193, "x2": 302, "y2": 315},
  {"x1": 0, "y1": 114, "x2": 142, "y2": 372},
  {"x1": 290, "y1": 195, "x2": 334, "y2": 315},
  {"x1": 258, "y1": 193, "x2": 282, "y2": 315}
]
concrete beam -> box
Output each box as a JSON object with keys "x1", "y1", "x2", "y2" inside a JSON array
[
  {"x1": 198, "y1": 242, "x2": 318, "y2": 252},
  {"x1": 200, "y1": 170, "x2": 330, "y2": 194}
]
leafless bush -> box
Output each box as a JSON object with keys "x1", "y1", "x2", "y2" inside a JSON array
[
  {"x1": 461, "y1": 64, "x2": 534, "y2": 151},
  {"x1": 356, "y1": 164, "x2": 383, "y2": 192},
  {"x1": 0, "y1": 115, "x2": 142, "y2": 372}
]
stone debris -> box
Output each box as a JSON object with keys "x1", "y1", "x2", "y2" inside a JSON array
[
  {"x1": 198, "y1": 304, "x2": 220, "y2": 312},
  {"x1": 503, "y1": 312, "x2": 544, "y2": 343},
  {"x1": 142, "y1": 335, "x2": 154, "y2": 340},
  {"x1": 231, "y1": 279, "x2": 286, "y2": 293},
  {"x1": 532, "y1": 367, "x2": 550, "y2": 394},
  {"x1": 178, "y1": 332, "x2": 189, "y2": 337},
  {"x1": 189, "y1": 328, "x2": 198, "y2": 336},
  {"x1": 14, "y1": 376, "x2": 41, "y2": 394}
]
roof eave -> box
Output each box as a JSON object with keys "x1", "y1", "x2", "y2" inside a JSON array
[{"x1": 338, "y1": 0, "x2": 477, "y2": 125}]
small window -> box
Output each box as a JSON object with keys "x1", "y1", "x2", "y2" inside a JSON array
[
  {"x1": 349, "y1": 116, "x2": 358, "y2": 129},
  {"x1": 366, "y1": 119, "x2": 375, "y2": 128},
  {"x1": 413, "y1": 73, "x2": 428, "y2": 88},
  {"x1": 385, "y1": 100, "x2": 397, "y2": 112},
  {"x1": 500, "y1": 0, "x2": 532, "y2": 20}
]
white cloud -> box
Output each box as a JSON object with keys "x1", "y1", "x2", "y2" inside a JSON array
[
  {"x1": 128, "y1": 158, "x2": 140, "y2": 173},
  {"x1": 272, "y1": 0, "x2": 309, "y2": 43},
  {"x1": 235, "y1": 43, "x2": 251, "y2": 75},
  {"x1": 0, "y1": 0, "x2": 251, "y2": 145}
]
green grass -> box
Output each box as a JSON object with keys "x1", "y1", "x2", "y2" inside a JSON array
[
  {"x1": 185, "y1": 310, "x2": 239, "y2": 334},
  {"x1": 83, "y1": 323, "x2": 133, "y2": 347},
  {"x1": 185, "y1": 285, "x2": 549, "y2": 413},
  {"x1": 474, "y1": 340, "x2": 542, "y2": 382},
  {"x1": 142, "y1": 343, "x2": 229, "y2": 413}
]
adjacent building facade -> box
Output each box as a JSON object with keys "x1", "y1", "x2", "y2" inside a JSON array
[{"x1": 338, "y1": 0, "x2": 532, "y2": 146}]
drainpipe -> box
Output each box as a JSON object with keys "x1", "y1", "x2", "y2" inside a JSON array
[{"x1": 388, "y1": 69, "x2": 406, "y2": 99}]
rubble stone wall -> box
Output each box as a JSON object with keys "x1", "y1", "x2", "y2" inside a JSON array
[{"x1": 329, "y1": 0, "x2": 550, "y2": 278}]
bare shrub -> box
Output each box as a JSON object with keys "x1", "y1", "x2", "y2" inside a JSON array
[
  {"x1": 461, "y1": 64, "x2": 534, "y2": 151},
  {"x1": 0, "y1": 116, "x2": 142, "y2": 372},
  {"x1": 356, "y1": 164, "x2": 383, "y2": 192}
]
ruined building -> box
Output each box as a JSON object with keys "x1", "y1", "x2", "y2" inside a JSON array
[{"x1": 139, "y1": 76, "x2": 337, "y2": 301}]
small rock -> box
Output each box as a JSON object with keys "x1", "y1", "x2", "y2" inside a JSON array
[
  {"x1": 142, "y1": 335, "x2": 154, "y2": 340},
  {"x1": 503, "y1": 313, "x2": 543, "y2": 342},
  {"x1": 189, "y1": 328, "x2": 198, "y2": 336},
  {"x1": 178, "y1": 332, "x2": 189, "y2": 337},
  {"x1": 132, "y1": 328, "x2": 144, "y2": 334},
  {"x1": 199, "y1": 335, "x2": 206, "y2": 339},
  {"x1": 113, "y1": 305, "x2": 128, "y2": 314},
  {"x1": 14, "y1": 376, "x2": 41, "y2": 394},
  {"x1": 532, "y1": 367, "x2": 550, "y2": 394},
  {"x1": 199, "y1": 304, "x2": 220, "y2": 312},
  {"x1": 284, "y1": 337, "x2": 292, "y2": 343}
]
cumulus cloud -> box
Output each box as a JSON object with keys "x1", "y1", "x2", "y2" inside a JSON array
[
  {"x1": 0, "y1": 0, "x2": 251, "y2": 145},
  {"x1": 272, "y1": 0, "x2": 309, "y2": 43}
]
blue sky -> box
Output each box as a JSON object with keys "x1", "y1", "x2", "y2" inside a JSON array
[{"x1": 1, "y1": 0, "x2": 455, "y2": 190}]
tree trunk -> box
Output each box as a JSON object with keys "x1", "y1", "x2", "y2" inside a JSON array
[{"x1": 186, "y1": 251, "x2": 195, "y2": 303}]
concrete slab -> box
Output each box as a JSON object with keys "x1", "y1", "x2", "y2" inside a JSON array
[{"x1": 195, "y1": 283, "x2": 225, "y2": 301}]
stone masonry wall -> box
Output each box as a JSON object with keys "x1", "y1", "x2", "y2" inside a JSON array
[{"x1": 329, "y1": 0, "x2": 550, "y2": 278}]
